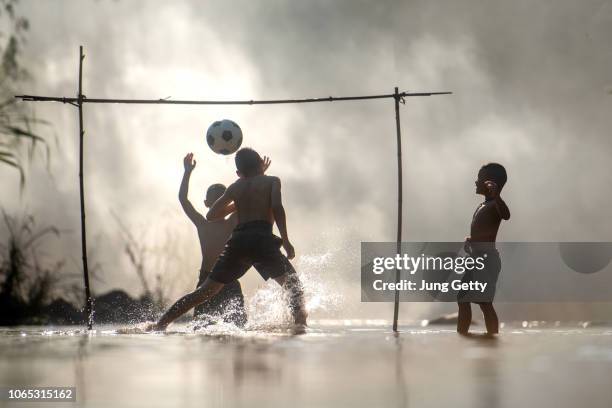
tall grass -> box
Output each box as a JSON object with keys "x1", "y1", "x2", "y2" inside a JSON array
[
  {"x1": 0, "y1": 0, "x2": 50, "y2": 188},
  {"x1": 0, "y1": 210, "x2": 62, "y2": 324}
]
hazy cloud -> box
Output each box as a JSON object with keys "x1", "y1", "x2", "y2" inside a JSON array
[{"x1": 2, "y1": 0, "x2": 611, "y2": 318}]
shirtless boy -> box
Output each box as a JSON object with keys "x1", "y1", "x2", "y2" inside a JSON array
[
  {"x1": 178, "y1": 152, "x2": 262, "y2": 327},
  {"x1": 147, "y1": 148, "x2": 307, "y2": 331},
  {"x1": 457, "y1": 162, "x2": 510, "y2": 335}
]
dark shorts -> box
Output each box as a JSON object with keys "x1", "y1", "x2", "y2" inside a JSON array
[
  {"x1": 457, "y1": 249, "x2": 501, "y2": 303},
  {"x1": 208, "y1": 220, "x2": 296, "y2": 284},
  {"x1": 194, "y1": 269, "x2": 246, "y2": 327}
]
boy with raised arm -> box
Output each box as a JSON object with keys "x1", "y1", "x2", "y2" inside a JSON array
[
  {"x1": 178, "y1": 152, "x2": 270, "y2": 327},
  {"x1": 457, "y1": 162, "x2": 510, "y2": 335},
  {"x1": 147, "y1": 148, "x2": 307, "y2": 331}
]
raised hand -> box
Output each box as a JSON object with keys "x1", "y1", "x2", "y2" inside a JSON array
[
  {"x1": 484, "y1": 180, "x2": 498, "y2": 198},
  {"x1": 262, "y1": 156, "x2": 272, "y2": 173},
  {"x1": 183, "y1": 153, "x2": 196, "y2": 172}
]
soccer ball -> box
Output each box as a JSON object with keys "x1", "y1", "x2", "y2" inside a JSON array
[{"x1": 206, "y1": 119, "x2": 243, "y2": 155}]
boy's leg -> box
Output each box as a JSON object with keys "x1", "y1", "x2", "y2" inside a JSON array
[
  {"x1": 154, "y1": 278, "x2": 225, "y2": 331},
  {"x1": 457, "y1": 302, "x2": 472, "y2": 334},
  {"x1": 225, "y1": 283, "x2": 248, "y2": 327},
  {"x1": 193, "y1": 270, "x2": 211, "y2": 321},
  {"x1": 249, "y1": 230, "x2": 306, "y2": 325},
  {"x1": 193, "y1": 271, "x2": 247, "y2": 328},
  {"x1": 476, "y1": 251, "x2": 500, "y2": 334},
  {"x1": 273, "y1": 271, "x2": 307, "y2": 325},
  {"x1": 189, "y1": 233, "x2": 250, "y2": 329},
  {"x1": 478, "y1": 302, "x2": 499, "y2": 334},
  {"x1": 215, "y1": 282, "x2": 248, "y2": 327}
]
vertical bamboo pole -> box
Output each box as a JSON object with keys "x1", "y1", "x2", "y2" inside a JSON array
[
  {"x1": 78, "y1": 45, "x2": 93, "y2": 329},
  {"x1": 392, "y1": 87, "x2": 403, "y2": 332}
]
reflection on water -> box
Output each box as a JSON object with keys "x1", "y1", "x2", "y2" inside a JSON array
[
  {"x1": 467, "y1": 335, "x2": 500, "y2": 408},
  {"x1": 393, "y1": 332, "x2": 409, "y2": 408},
  {"x1": 1, "y1": 322, "x2": 612, "y2": 408}
]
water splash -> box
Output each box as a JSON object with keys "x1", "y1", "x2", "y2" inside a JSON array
[
  {"x1": 181, "y1": 249, "x2": 345, "y2": 333},
  {"x1": 296, "y1": 251, "x2": 344, "y2": 314},
  {"x1": 244, "y1": 250, "x2": 345, "y2": 330},
  {"x1": 246, "y1": 281, "x2": 293, "y2": 330}
]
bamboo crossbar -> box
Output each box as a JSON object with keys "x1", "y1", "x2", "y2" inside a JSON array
[{"x1": 16, "y1": 92, "x2": 451, "y2": 106}]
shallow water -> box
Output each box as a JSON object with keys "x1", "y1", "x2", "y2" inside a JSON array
[{"x1": 1, "y1": 321, "x2": 612, "y2": 408}]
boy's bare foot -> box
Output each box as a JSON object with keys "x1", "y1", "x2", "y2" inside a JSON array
[
  {"x1": 291, "y1": 324, "x2": 307, "y2": 335},
  {"x1": 459, "y1": 331, "x2": 498, "y2": 340},
  {"x1": 143, "y1": 321, "x2": 164, "y2": 332}
]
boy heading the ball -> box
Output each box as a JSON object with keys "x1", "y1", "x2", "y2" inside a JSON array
[
  {"x1": 148, "y1": 148, "x2": 307, "y2": 331},
  {"x1": 178, "y1": 152, "x2": 271, "y2": 328}
]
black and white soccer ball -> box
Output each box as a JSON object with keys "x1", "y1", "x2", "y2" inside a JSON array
[{"x1": 206, "y1": 119, "x2": 243, "y2": 155}]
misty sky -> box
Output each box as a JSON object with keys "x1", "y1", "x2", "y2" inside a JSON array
[{"x1": 2, "y1": 0, "x2": 611, "y2": 318}]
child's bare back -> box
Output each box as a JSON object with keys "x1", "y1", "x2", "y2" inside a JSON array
[
  {"x1": 227, "y1": 174, "x2": 277, "y2": 224},
  {"x1": 146, "y1": 148, "x2": 306, "y2": 332}
]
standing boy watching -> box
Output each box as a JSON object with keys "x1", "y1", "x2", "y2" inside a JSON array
[{"x1": 458, "y1": 162, "x2": 510, "y2": 335}]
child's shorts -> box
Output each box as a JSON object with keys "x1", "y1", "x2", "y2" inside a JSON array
[
  {"x1": 208, "y1": 220, "x2": 296, "y2": 284},
  {"x1": 457, "y1": 249, "x2": 501, "y2": 303}
]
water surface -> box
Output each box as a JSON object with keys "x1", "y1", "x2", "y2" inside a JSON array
[{"x1": 1, "y1": 321, "x2": 612, "y2": 407}]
